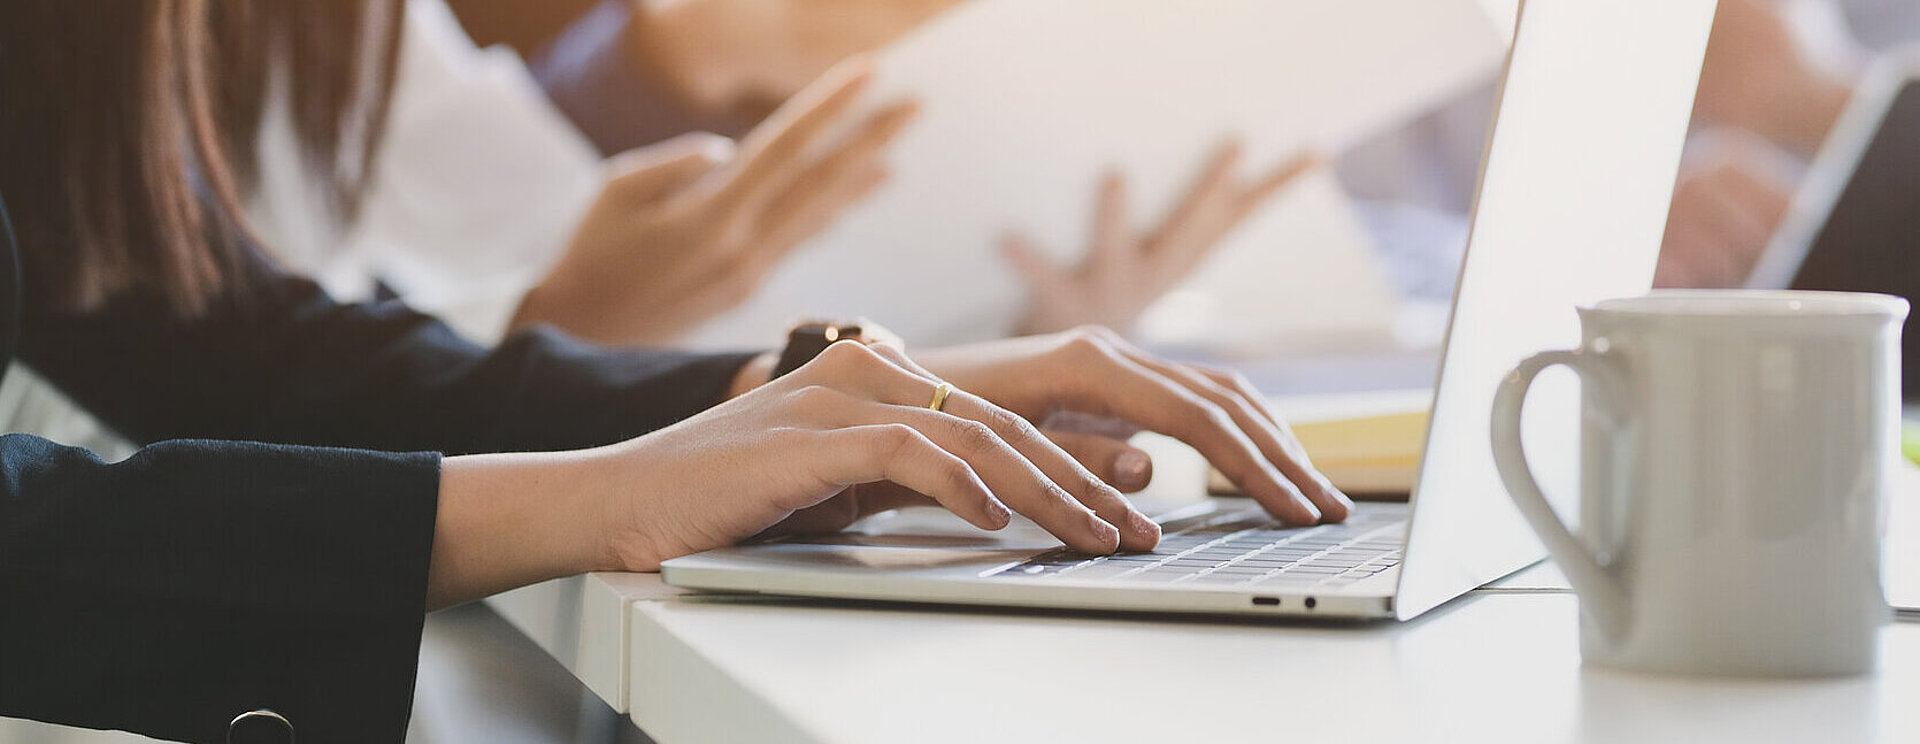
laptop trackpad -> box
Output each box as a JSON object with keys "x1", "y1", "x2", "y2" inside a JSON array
[{"x1": 747, "y1": 508, "x2": 1065, "y2": 571}]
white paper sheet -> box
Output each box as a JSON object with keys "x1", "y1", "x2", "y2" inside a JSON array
[{"x1": 680, "y1": 0, "x2": 1510, "y2": 351}]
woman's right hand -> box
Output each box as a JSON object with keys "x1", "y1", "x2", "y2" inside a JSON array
[
  {"x1": 427, "y1": 330, "x2": 1348, "y2": 606},
  {"x1": 509, "y1": 61, "x2": 916, "y2": 346},
  {"x1": 428, "y1": 338, "x2": 1156, "y2": 606},
  {"x1": 590, "y1": 340, "x2": 1163, "y2": 572}
]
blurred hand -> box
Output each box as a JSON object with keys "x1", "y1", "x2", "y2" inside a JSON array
[
  {"x1": 1001, "y1": 143, "x2": 1316, "y2": 335},
  {"x1": 510, "y1": 62, "x2": 917, "y2": 345},
  {"x1": 1654, "y1": 146, "x2": 1792, "y2": 289},
  {"x1": 1692, "y1": 0, "x2": 1852, "y2": 155}
]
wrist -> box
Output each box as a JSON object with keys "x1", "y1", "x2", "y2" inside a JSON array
[
  {"x1": 429, "y1": 450, "x2": 624, "y2": 608},
  {"x1": 508, "y1": 277, "x2": 585, "y2": 338}
]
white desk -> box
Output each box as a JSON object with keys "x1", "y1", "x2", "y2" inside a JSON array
[
  {"x1": 486, "y1": 569, "x2": 1920, "y2": 744},
  {"x1": 487, "y1": 428, "x2": 1920, "y2": 743},
  {"x1": 626, "y1": 589, "x2": 1918, "y2": 744}
]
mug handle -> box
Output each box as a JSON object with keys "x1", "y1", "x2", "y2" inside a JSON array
[{"x1": 1490, "y1": 348, "x2": 1630, "y2": 638}]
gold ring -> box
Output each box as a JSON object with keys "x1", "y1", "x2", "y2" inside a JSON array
[{"x1": 927, "y1": 382, "x2": 955, "y2": 412}]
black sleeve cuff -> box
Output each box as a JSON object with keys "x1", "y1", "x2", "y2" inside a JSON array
[{"x1": 0, "y1": 436, "x2": 441, "y2": 743}]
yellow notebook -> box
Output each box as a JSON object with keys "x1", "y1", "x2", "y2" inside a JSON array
[{"x1": 1208, "y1": 408, "x2": 1429, "y2": 497}]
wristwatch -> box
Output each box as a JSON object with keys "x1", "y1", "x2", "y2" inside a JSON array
[{"x1": 770, "y1": 319, "x2": 901, "y2": 379}]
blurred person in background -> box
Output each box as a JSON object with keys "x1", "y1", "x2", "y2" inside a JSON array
[
  {"x1": 297, "y1": 0, "x2": 1307, "y2": 352},
  {"x1": 434, "y1": 0, "x2": 1313, "y2": 344},
  {"x1": 2, "y1": 0, "x2": 1348, "y2": 741},
  {"x1": 1655, "y1": 0, "x2": 1920, "y2": 288}
]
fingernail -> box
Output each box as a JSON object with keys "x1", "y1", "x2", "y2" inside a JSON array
[
  {"x1": 987, "y1": 498, "x2": 1012, "y2": 528},
  {"x1": 694, "y1": 135, "x2": 736, "y2": 163},
  {"x1": 1092, "y1": 517, "x2": 1121, "y2": 551},
  {"x1": 1294, "y1": 493, "x2": 1323, "y2": 524},
  {"x1": 1330, "y1": 483, "x2": 1355, "y2": 509},
  {"x1": 1114, "y1": 452, "x2": 1152, "y2": 491},
  {"x1": 1128, "y1": 510, "x2": 1160, "y2": 542}
]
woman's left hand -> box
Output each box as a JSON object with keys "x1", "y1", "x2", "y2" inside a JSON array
[{"x1": 909, "y1": 327, "x2": 1351, "y2": 525}]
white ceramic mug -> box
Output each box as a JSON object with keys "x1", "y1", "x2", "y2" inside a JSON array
[{"x1": 1491, "y1": 290, "x2": 1905, "y2": 676}]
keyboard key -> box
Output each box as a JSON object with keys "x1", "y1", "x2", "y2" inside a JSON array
[{"x1": 989, "y1": 513, "x2": 1411, "y2": 588}]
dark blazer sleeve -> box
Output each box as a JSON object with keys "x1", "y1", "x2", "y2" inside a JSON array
[
  {"x1": 0, "y1": 435, "x2": 441, "y2": 744},
  {"x1": 0, "y1": 202, "x2": 757, "y2": 740},
  {"x1": 17, "y1": 266, "x2": 759, "y2": 454}
]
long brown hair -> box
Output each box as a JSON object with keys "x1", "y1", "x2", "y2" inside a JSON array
[{"x1": 0, "y1": 0, "x2": 403, "y2": 316}]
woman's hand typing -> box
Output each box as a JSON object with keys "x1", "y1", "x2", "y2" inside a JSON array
[
  {"x1": 592, "y1": 339, "x2": 1164, "y2": 572},
  {"x1": 429, "y1": 328, "x2": 1345, "y2": 605}
]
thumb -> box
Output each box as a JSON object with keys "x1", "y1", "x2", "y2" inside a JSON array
[{"x1": 603, "y1": 132, "x2": 737, "y2": 206}]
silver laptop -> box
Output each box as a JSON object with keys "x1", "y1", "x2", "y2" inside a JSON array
[{"x1": 663, "y1": 0, "x2": 1718, "y2": 621}]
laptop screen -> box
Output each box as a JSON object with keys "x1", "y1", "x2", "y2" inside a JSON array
[{"x1": 1393, "y1": 0, "x2": 1718, "y2": 620}]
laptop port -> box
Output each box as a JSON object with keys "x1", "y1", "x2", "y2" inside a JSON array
[{"x1": 1251, "y1": 596, "x2": 1280, "y2": 606}]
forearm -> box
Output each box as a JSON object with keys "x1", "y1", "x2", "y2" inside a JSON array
[{"x1": 429, "y1": 448, "x2": 625, "y2": 608}]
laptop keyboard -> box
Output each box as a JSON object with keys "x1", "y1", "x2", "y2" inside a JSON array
[{"x1": 990, "y1": 507, "x2": 1405, "y2": 590}]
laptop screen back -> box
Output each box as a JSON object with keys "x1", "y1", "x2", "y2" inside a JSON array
[{"x1": 1394, "y1": 0, "x2": 1717, "y2": 620}]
